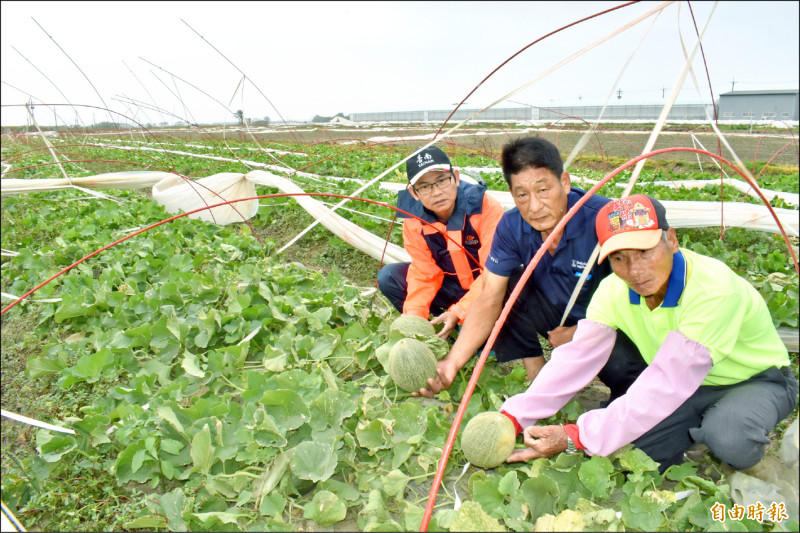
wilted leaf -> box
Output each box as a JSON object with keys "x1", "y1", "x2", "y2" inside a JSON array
[
  {"x1": 382, "y1": 469, "x2": 410, "y2": 498},
  {"x1": 190, "y1": 424, "x2": 215, "y2": 475},
  {"x1": 158, "y1": 488, "x2": 187, "y2": 532},
  {"x1": 181, "y1": 351, "x2": 206, "y2": 378},
  {"x1": 449, "y1": 500, "x2": 504, "y2": 532},
  {"x1": 192, "y1": 511, "x2": 241, "y2": 525},
  {"x1": 304, "y1": 490, "x2": 346, "y2": 526}
]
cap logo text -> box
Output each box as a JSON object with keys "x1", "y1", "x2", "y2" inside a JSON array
[{"x1": 606, "y1": 199, "x2": 655, "y2": 234}]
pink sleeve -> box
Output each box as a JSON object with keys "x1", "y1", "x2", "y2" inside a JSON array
[
  {"x1": 577, "y1": 330, "x2": 712, "y2": 457},
  {"x1": 500, "y1": 320, "x2": 617, "y2": 429}
]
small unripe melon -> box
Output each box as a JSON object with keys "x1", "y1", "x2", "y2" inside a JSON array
[
  {"x1": 389, "y1": 314, "x2": 436, "y2": 338},
  {"x1": 461, "y1": 411, "x2": 516, "y2": 468},
  {"x1": 386, "y1": 338, "x2": 437, "y2": 392}
]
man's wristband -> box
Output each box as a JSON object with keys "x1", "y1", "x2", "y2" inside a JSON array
[
  {"x1": 564, "y1": 433, "x2": 578, "y2": 454},
  {"x1": 562, "y1": 423, "x2": 584, "y2": 454}
]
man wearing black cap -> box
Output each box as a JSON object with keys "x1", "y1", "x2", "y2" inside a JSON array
[{"x1": 377, "y1": 146, "x2": 504, "y2": 338}]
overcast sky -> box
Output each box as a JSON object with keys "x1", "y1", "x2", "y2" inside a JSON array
[{"x1": 1, "y1": 1, "x2": 798, "y2": 126}]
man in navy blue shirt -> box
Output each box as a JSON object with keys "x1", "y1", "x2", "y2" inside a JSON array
[{"x1": 416, "y1": 136, "x2": 644, "y2": 398}]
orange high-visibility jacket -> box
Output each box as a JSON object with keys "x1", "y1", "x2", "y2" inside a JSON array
[{"x1": 397, "y1": 182, "x2": 504, "y2": 321}]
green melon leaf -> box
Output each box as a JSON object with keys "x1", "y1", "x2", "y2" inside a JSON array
[
  {"x1": 309, "y1": 390, "x2": 357, "y2": 431},
  {"x1": 38, "y1": 434, "x2": 77, "y2": 463},
  {"x1": 260, "y1": 389, "x2": 310, "y2": 431},
  {"x1": 620, "y1": 492, "x2": 668, "y2": 530},
  {"x1": 578, "y1": 455, "x2": 616, "y2": 499},
  {"x1": 521, "y1": 474, "x2": 559, "y2": 522},
  {"x1": 290, "y1": 441, "x2": 337, "y2": 482}
]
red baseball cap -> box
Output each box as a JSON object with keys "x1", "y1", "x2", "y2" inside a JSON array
[{"x1": 596, "y1": 194, "x2": 669, "y2": 263}]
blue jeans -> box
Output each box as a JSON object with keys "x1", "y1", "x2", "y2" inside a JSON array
[{"x1": 377, "y1": 262, "x2": 468, "y2": 317}]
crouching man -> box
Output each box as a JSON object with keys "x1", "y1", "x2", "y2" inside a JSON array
[
  {"x1": 500, "y1": 194, "x2": 798, "y2": 473},
  {"x1": 378, "y1": 146, "x2": 504, "y2": 338}
]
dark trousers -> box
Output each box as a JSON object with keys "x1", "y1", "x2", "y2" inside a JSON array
[
  {"x1": 633, "y1": 365, "x2": 798, "y2": 473},
  {"x1": 377, "y1": 262, "x2": 467, "y2": 317},
  {"x1": 493, "y1": 267, "x2": 647, "y2": 402}
]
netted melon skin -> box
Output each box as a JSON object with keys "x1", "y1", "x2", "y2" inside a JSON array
[
  {"x1": 389, "y1": 314, "x2": 436, "y2": 338},
  {"x1": 386, "y1": 338, "x2": 437, "y2": 392},
  {"x1": 461, "y1": 411, "x2": 516, "y2": 468}
]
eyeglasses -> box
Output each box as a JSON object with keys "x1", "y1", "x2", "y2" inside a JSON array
[{"x1": 414, "y1": 173, "x2": 453, "y2": 196}]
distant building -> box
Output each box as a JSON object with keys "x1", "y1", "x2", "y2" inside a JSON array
[
  {"x1": 349, "y1": 107, "x2": 531, "y2": 122},
  {"x1": 350, "y1": 104, "x2": 715, "y2": 123},
  {"x1": 328, "y1": 115, "x2": 356, "y2": 126},
  {"x1": 717, "y1": 90, "x2": 799, "y2": 121},
  {"x1": 350, "y1": 92, "x2": 799, "y2": 123}
]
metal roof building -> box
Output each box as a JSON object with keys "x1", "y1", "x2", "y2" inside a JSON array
[
  {"x1": 350, "y1": 103, "x2": 715, "y2": 123},
  {"x1": 717, "y1": 90, "x2": 799, "y2": 121},
  {"x1": 350, "y1": 92, "x2": 799, "y2": 123}
]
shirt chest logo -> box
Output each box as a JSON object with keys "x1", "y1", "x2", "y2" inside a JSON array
[
  {"x1": 464, "y1": 234, "x2": 479, "y2": 246},
  {"x1": 572, "y1": 259, "x2": 588, "y2": 270}
]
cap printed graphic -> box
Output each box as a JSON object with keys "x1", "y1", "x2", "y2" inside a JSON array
[
  {"x1": 406, "y1": 146, "x2": 452, "y2": 186},
  {"x1": 596, "y1": 194, "x2": 669, "y2": 263}
]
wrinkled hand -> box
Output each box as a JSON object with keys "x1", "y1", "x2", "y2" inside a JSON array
[
  {"x1": 413, "y1": 358, "x2": 459, "y2": 398},
  {"x1": 547, "y1": 325, "x2": 577, "y2": 348},
  {"x1": 506, "y1": 425, "x2": 568, "y2": 462},
  {"x1": 431, "y1": 311, "x2": 459, "y2": 339}
]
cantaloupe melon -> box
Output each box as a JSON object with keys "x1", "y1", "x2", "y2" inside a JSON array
[
  {"x1": 389, "y1": 314, "x2": 436, "y2": 338},
  {"x1": 386, "y1": 338, "x2": 437, "y2": 392},
  {"x1": 461, "y1": 411, "x2": 516, "y2": 468}
]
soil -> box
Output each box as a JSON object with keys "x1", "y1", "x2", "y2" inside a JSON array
[{"x1": 185, "y1": 123, "x2": 800, "y2": 168}]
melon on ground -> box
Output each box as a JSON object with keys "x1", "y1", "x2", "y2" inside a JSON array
[
  {"x1": 461, "y1": 411, "x2": 517, "y2": 468},
  {"x1": 389, "y1": 314, "x2": 436, "y2": 338},
  {"x1": 386, "y1": 337, "x2": 437, "y2": 392}
]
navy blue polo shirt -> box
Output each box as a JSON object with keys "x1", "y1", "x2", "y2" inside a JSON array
[{"x1": 486, "y1": 187, "x2": 611, "y2": 324}]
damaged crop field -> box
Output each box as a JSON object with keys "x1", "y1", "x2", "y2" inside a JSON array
[{"x1": 1, "y1": 122, "x2": 798, "y2": 532}]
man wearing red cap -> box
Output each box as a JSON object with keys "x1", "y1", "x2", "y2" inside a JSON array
[
  {"x1": 498, "y1": 194, "x2": 797, "y2": 472},
  {"x1": 378, "y1": 146, "x2": 504, "y2": 338}
]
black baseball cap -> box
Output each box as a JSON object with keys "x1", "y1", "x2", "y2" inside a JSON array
[{"x1": 406, "y1": 146, "x2": 452, "y2": 186}]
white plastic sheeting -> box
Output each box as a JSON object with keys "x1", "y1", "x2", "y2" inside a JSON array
[
  {"x1": 244, "y1": 170, "x2": 410, "y2": 264},
  {"x1": 152, "y1": 172, "x2": 259, "y2": 226},
  {"x1": 1, "y1": 171, "x2": 175, "y2": 194},
  {"x1": 380, "y1": 182, "x2": 799, "y2": 236}
]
